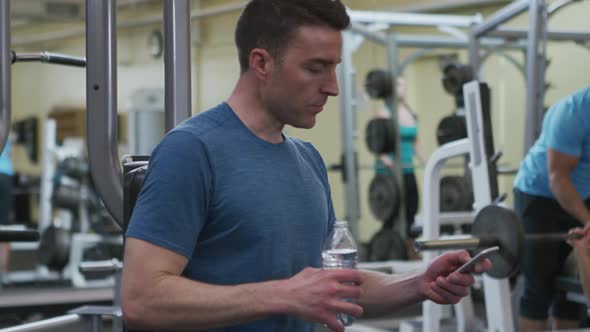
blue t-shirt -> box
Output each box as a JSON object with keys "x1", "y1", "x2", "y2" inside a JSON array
[
  {"x1": 514, "y1": 87, "x2": 590, "y2": 199},
  {"x1": 0, "y1": 139, "x2": 14, "y2": 176},
  {"x1": 126, "y1": 102, "x2": 336, "y2": 332}
]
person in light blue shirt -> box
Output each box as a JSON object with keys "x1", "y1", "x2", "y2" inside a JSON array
[
  {"x1": 514, "y1": 86, "x2": 590, "y2": 332},
  {"x1": 0, "y1": 138, "x2": 14, "y2": 274}
]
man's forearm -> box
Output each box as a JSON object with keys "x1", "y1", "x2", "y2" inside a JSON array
[
  {"x1": 358, "y1": 269, "x2": 426, "y2": 317},
  {"x1": 550, "y1": 176, "x2": 590, "y2": 226},
  {"x1": 123, "y1": 275, "x2": 285, "y2": 330}
]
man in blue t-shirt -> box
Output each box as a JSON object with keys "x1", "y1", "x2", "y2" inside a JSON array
[
  {"x1": 513, "y1": 86, "x2": 590, "y2": 332},
  {"x1": 121, "y1": 1, "x2": 491, "y2": 331}
]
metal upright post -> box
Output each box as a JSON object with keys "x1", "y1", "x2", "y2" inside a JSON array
[
  {"x1": 523, "y1": 0, "x2": 544, "y2": 151},
  {"x1": 0, "y1": 0, "x2": 10, "y2": 152},
  {"x1": 338, "y1": 32, "x2": 360, "y2": 237},
  {"x1": 86, "y1": 0, "x2": 124, "y2": 226},
  {"x1": 163, "y1": 0, "x2": 192, "y2": 132},
  {"x1": 469, "y1": 27, "x2": 482, "y2": 77},
  {"x1": 385, "y1": 32, "x2": 406, "y2": 235}
]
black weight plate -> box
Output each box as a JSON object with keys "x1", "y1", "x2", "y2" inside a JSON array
[
  {"x1": 436, "y1": 115, "x2": 467, "y2": 146},
  {"x1": 367, "y1": 228, "x2": 408, "y2": 261},
  {"x1": 366, "y1": 118, "x2": 397, "y2": 154},
  {"x1": 472, "y1": 205, "x2": 524, "y2": 279},
  {"x1": 365, "y1": 69, "x2": 394, "y2": 99},
  {"x1": 368, "y1": 174, "x2": 400, "y2": 222},
  {"x1": 440, "y1": 176, "x2": 473, "y2": 211},
  {"x1": 38, "y1": 225, "x2": 71, "y2": 271}
]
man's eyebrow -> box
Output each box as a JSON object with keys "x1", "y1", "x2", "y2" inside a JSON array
[{"x1": 308, "y1": 58, "x2": 342, "y2": 65}]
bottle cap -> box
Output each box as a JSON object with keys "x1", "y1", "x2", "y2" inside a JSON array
[{"x1": 335, "y1": 220, "x2": 348, "y2": 227}]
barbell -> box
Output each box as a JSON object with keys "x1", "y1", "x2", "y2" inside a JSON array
[{"x1": 415, "y1": 204, "x2": 583, "y2": 279}]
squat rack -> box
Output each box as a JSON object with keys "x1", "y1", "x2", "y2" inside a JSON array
[
  {"x1": 340, "y1": 10, "x2": 529, "y2": 238},
  {"x1": 339, "y1": 2, "x2": 590, "y2": 239}
]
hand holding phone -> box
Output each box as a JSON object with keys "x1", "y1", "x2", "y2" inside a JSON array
[{"x1": 457, "y1": 246, "x2": 499, "y2": 273}]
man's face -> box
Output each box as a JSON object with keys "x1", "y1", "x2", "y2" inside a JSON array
[{"x1": 263, "y1": 25, "x2": 342, "y2": 129}]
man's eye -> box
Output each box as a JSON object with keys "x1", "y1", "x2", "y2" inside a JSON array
[{"x1": 307, "y1": 66, "x2": 322, "y2": 74}]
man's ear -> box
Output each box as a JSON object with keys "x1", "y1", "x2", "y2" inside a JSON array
[{"x1": 249, "y1": 48, "x2": 272, "y2": 80}]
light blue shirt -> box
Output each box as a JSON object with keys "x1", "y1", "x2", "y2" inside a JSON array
[
  {"x1": 0, "y1": 139, "x2": 13, "y2": 176},
  {"x1": 514, "y1": 87, "x2": 590, "y2": 199}
]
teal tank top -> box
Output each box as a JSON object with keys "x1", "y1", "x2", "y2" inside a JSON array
[{"x1": 374, "y1": 105, "x2": 418, "y2": 175}]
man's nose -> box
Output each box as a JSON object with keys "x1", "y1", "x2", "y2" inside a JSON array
[{"x1": 321, "y1": 70, "x2": 339, "y2": 96}]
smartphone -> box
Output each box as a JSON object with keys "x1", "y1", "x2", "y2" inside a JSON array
[{"x1": 457, "y1": 246, "x2": 499, "y2": 273}]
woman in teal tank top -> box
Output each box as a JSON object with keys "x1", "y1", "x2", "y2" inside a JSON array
[{"x1": 367, "y1": 73, "x2": 424, "y2": 259}]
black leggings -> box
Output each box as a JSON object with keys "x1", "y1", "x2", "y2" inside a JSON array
[
  {"x1": 384, "y1": 172, "x2": 419, "y2": 238},
  {"x1": 0, "y1": 174, "x2": 12, "y2": 225},
  {"x1": 514, "y1": 188, "x2": 588, "y2": 321}
]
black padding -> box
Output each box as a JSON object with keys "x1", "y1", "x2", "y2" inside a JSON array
[{"x1": 123, "y1": 156, "x2": 150, "y2": 233}]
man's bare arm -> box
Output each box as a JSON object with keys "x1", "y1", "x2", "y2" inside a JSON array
[
  {"x1": 121, "y1": 238, "x2": 363, "y2": 332},
  {"x1": 548, "y1": 148, "x2": 590, "y2": 226}
]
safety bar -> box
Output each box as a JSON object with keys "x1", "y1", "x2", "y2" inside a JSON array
[
  {"x1": 0, "y1": 0, "x2": 10, "y2": 152},
  {"x1": 0, "y1": 314, "x2": 84, "y2": 332},
  {"x1": 350, "y1": 23, "x2": 528, "y2": 50},
  {"x1": 489, "y1": 27, "x2": 590, "y2": 43},
  {"x1": 163, "y1": 0, "x2": 192, "y2": 132},
  {"x1": 472, "y1": 0, "x2": 530, "y2": 38},
  {"x1": 349, "y1": 10, "x2": 478, "y2": 28},
  {"x1": 79, "y1": 259, "x2": 122, "y2": 273},
  {"x1": 11, "y1": 51, "x2": 86, "y2": 67},
  {"x1": 85, "y1": 0, "x2": 124, "y2": 227}
]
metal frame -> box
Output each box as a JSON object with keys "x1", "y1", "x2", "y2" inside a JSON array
[
  {"x1": 0, "y1": 0, "x2": 10, "y2": 152},
  {"x1": 85, "y1": 0, "x2": 123, "y2": 226},
  {"x1": 466, "y1": 0, "x2": 590, "y2": 152},
  {"x1": 340, "y1": 11, "x2": 531, "y2": 238},
  {"x1": 163, "y1": 0, "x2": 192, "y2": 132}
]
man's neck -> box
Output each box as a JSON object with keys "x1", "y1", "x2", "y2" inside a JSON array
[{"x1": 227, "y1": 77, "x2": 284, "y2": 144}]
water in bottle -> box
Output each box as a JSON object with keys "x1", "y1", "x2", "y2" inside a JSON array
[{"x1": 322, "y1": 220, "x2": 358, "y2": 326}]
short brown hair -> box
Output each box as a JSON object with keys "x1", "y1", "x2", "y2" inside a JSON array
[{"x1": 235, "y1": 0, "x2": 350, "y2": 73}]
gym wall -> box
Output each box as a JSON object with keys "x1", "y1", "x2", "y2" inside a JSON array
[{"x1": 8, "y1": 0, "x2": 590, "y2": 245}]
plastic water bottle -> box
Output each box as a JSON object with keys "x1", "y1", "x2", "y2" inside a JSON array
[{"x1": 322, "y1": 220, "x2": 358, "y2": 326}]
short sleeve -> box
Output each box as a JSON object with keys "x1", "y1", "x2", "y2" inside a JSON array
[
  {"x1": 126, "y1": 130, "x2": 212, "y2": 258},
  {"x1": 545, "y1": 98, "x2": 586, "y2": 157}
]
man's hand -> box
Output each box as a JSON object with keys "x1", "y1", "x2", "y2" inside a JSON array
[
  {"x1": 568, "y1": 227, "x2": 590, "y2": 251},
  {"x1": 276, "y1": 267, "x2": 364, "y2": 332},
  {"x1": 420, "y1": 250, "x2": 492, "y2": 305}
]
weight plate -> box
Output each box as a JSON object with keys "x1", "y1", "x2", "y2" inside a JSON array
[
  {"x1": 365, "y1": 69, "x2": 394, "y2": 99},
  {"x1": 436, "y1": 115, "x2": 467, "y2": 146},
  {"x1": 366, "y1": 118, "x2": 397, "y2": 154},
  {"x1": 368, "y1": 174, "x2": 400, "y2": 222},
  {"x1": 440, "y1": 176, "x2": 473, "y2": 211},
  {"x1": 472, "y1": 205, "x2": 524, "y2": 279}
]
